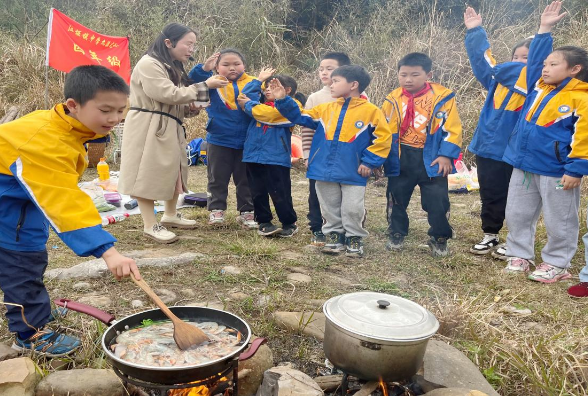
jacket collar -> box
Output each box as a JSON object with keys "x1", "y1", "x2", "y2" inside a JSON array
[
  {"x1": 51, "y1": 104, "x2": 102, "y2": 142},
  {"x1": 335, "y1": 96, "x2": 367, "y2": 109}
]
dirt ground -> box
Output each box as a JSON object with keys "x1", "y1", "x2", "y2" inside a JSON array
[{"x1": 1, "y1": 164, "x2": 587, "y2": 395}]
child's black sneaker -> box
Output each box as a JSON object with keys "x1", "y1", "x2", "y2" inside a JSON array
[
  {"x1": 386, "y1": 233, "x2": 405, "y2": 251},
  {"x1": 279, "y1": 224, "x2": 298, "y2": 238},
  {"x1": 12, "y1": 328, "x2": 81, "y2": 357},
  {"x1": 427, "y1": 237, "x2": 449, "y2": 257},
  {"x1": 322, "y1": 232, "x2": 346, "y2": 255},
  {"x1": 345, "y1": 236, "x2": 364, "y2": 258},
  {"x1": 310, "y1": 231, "x2": 326, "y2": 246},
  {"x1": 470, "y1": 233, "x2": 499, "y2": 255},
  {"x1": 258, "y1": 222, "x2": 282, "y2": 237}
]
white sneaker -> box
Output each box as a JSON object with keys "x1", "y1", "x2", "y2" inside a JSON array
[
  {"x1": 208, "y1": 210, "x2": 225, "y2": 225},
  {"x1": 504, "y1": 257, "x2": 534, "y2": 273},
  {"x1": 144, "y1": 224, "x2": 178, "y2": 244},
  {"x1": 528, "y1": 263, "x2": 572, "y2": 284},
  {"x1": 470, "y1": 234, "x2": 499, "y2": 255},
  {"x1": 236, "y1": 211, "x2": 258, "y2": 230},
  {"x1": 491, "y1": 243, "x2": 508, "y2": 260},
  {"x1": 161, "y1": 213, "x2": 197, "y2": 229}
]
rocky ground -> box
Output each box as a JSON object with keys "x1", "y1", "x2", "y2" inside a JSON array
[{"x1": 0, "y1": 165, "x2": 587, "y2": 395}]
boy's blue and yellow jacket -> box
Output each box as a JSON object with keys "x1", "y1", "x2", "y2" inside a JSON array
[
  {"x1": 381, "y1": 83, "x2": 462, "y2": 177},
  {"x1": 275, "y1": 95, "x2": 393, "y2": 186},
  {"x1": 465, "y1": 27, "x2": 552, "y2": 162},
  {"x1": 188, "y1": 64, "x2": 255, "y2": 149},
  {"x1": 503, "y1": 34, "x2": 588, "y2": 177},
  {"x1": 0, "y1": 104, "x2": 116, "y2": 255},
  {"x1": 241, "y1": 79, "x2": 301, "y2": 168}
]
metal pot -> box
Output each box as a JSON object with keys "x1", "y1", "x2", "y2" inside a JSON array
[
  {"x1": 323, "y1": 292, "x2": 439, "y2": 382},
  {"x1": 54, "y1": 298, "x2": 263, "y2": 385}
]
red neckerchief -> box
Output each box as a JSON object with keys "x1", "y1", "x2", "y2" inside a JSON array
[
  {"x1": 262, "y1": 101, "x2": 275, "y2": 133},
  {"x1": 400, "y1": 83, "x2": 431, "y2": 137}
]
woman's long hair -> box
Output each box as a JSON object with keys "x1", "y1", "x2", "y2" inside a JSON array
[{"x1": 146, "y1": 23, "x2": 196, "y2": 86}]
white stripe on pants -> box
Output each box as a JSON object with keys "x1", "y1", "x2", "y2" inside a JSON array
[
  {"x1": 505, "y1": 168, "x2": 580, "y2": 268},
  {"x1": 315, "y1": 181, "x2": 368, "y2": 238}
]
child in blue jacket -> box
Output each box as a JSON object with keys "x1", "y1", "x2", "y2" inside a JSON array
[
  {"x1": 502, "y1": 2, "x2": 588, "y2": 285},
  {"x1": 188, "y1": 49, "x2": 257, "y2": 229},
  {"x1": 238, "y1": 69, "x2": 301, "y2": 237},
  {"x1": 464, "y1": 7, "x2": 551, "y2": 259}
]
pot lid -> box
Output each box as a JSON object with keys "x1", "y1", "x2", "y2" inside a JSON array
[{"x1": 323, "y1": 292, "x2": 439, "y2": 341}]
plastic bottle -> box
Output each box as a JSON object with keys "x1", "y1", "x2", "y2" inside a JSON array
[
  {"x1": 101, "y1": 213, "x2": 129, "y2": 226},
  {"x1": 97, "y1": 158, "x2": 110, "y2": 181}
]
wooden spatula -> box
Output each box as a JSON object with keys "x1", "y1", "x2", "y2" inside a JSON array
[{"x1": 131, "y1": 274, "x2": 209, "y2": 349}]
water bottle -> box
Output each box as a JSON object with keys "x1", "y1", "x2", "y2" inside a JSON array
[
  {"x1": 97, "y1": 158, "x2": 110, "y2": 181},
  {"x1": 101, "y1": 213, "x2": 129, "y2": 226}
]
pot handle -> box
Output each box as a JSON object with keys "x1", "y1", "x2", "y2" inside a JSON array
[
  {"x1": 239, "y1": 337, "x2": 267, "y2": 361},
  {"x1": 54, "y1": 298, "x2": 116, "y2": 325}
]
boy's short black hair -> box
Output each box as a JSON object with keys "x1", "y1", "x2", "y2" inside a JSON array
[
  {"x1": 331, "y1": 65, "x2": 371, "y2": 93},
  {"x1": 397, "y1": 52, "x2": 433, "y2": 73},
  {"x1": 321, "y1": 52, "x2": 351, "y2": 66},
  {"x1": 217, "y1": 48, "x2": 246, "y2": 66},
  {"x1": 64, "y1": 65, "x2": 129, "y2": 105}
]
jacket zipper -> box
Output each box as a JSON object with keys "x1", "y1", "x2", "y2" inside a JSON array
[
  {"x1": 280, "y1": 136, "x2": 288, "y2": 153},
  {"x1": 15, "y1": 202, "x2": 29, "y2": 242},
  {"x1": 554, "y1": 141, "x2": 562, "y2": 163}
]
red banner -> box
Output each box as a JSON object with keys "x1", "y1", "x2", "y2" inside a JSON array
[{"x1": 46, "y1": 9, "x2": 131, "y2": 83}]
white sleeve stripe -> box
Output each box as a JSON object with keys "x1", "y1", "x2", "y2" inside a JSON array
[{"x1": 15, "y1": 157, "x2": 60, "y2": 232}]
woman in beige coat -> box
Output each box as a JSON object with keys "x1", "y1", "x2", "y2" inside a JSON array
[{"x1": 119, "y1": 23, "x2": 228, "y2": 243}]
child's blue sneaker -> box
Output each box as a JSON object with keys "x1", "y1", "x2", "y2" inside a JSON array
[
  {"x1": 345, "y1": 236, "x2": 364, "y2": 258},
  {"x1": 47, "y1": 307, "x2": 69, "y2": 323},
  {"x1": 322, "y1": 232, "x2": 346, "y2": 255},
  {"x1": 12, "y1": 328, "x2": 81, "y2": 357}
]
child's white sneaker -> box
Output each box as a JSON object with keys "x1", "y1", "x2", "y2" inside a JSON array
[
  {"x1": 491, "y1": 243, "x2": 508, "y2": 260},
  {"x1": 470, "y1": 233, "x2": 499, "y2": 255},
  {"x1": 144, "y1": 224, "x2": 178, "y2": 244},
  {"x1": 528, "y1": 263, "x2": 572, "y2": 283},
  {"x1": 236, "y1": 211, "x2": 257, "y2": 230},
  {"x1": 161, "y1": 213, "x2": 197, "y2": 229},
  {"x1": 208, "y1": 210, "x2": 225, "y2": 225},
  {"x1": 504, "y1": 257, "x2": 534, "y2": 273}
]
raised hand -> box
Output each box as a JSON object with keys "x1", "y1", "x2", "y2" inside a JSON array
[
  {"x1": 464, "y1": 7, "x2": 482, "y2": 30},
  {"x1": 539, "y1": 1, "x2": 567, "y2": 33},
  {"x1": 258, "y1": 67, "x2": 277, "y2": 82},
  {"x1": 268, "y1": 78, "x2": 286, "y2": 100},
  {"x1": 202, "y1": 52, "x2": 220, "y2": 72}
]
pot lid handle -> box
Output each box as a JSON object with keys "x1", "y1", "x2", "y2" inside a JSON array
[{"x1": 377, "y1": 300, "x2": 390, "y2": 309}]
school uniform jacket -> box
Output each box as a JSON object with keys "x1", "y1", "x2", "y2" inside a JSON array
[
  {"x1": 0, "y1": 104, "x2": 116, "y2": 255},
  {"x1": 241, "y1": 79, "x2": 301, "y2": 168},
  {"x1": 188, "y1": 64, "x2": 255, "y2": 149},
  {"x1": 503, "y1": 34, "x2": 588, "y2": 177},
  {"x1": 381, "y1": 82, "x2": 463, "y2": 177},
  {"x1": 275, "y1": 95, "x2": 393, "y2": 186},
  {"x1": 465, "y1": 27, "x2": 552, "y2": 162}
]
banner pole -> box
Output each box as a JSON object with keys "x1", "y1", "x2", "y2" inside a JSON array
[
  {"x1": 44, "y1": 65, "x2": 49, "y2": 109},
  {"x1": 44, "y1": 8, "x2": 54, "y2": 109}
]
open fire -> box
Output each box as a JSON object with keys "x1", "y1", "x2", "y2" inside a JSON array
[{"x1": 166, "y1": 376, "x2": 230, "y2": 396}]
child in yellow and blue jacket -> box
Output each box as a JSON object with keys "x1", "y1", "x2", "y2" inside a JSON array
[
  {"x1": 269, "y1": 65, "x2": 393, "y2": 258},
  {"x1": 501, "y1": 2, "x2": 588, "y2": 287},
  {"x1": 464, "y1": 6, "x2": 552, "y2": 259},
  {"x1": 382, "y1": 52, "x2": 462, "y2": 257},
  {"x1": 0, "y1": 66, "x2": 140, "y2": 357},
  {"x1": 188, "y1": 49, "x2": 257, "y2": 229},
  {"x1": 238, "y1": 70, "x2": 301, "y2": 238}
]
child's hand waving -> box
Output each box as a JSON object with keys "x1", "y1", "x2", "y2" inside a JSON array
[
  {"x1": 258, "y1": 67, "x2": 277, "y2": 82},
  {"x1": 202, "y1": 52, "x2": 220, "y2": 72},
  {"x1": 539, "y1": 1, "x2": 567, "y2": 33},
  {"x1": 463, "y1": 7, "x2": 482, "y2": 30},
  {"x1": 268, "y1": 78, "x2": 287, "y2": 100}
]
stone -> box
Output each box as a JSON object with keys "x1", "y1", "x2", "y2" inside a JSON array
[
  {"x1": 501, "y1": 306, "x2": 532, "y2": 315},
  {"x1": 0, "y1": 343, "x2": 19, "y2": 361},
  {"x1": 256, "y1": 366, "x2": 323, "y2": 396},
  {"x1": 281, "y1": 251, "x2": 305, "y2": 261},
  {"x1": 273, "y1": 312, "x2": 325, "y2": 340},
  {"x1": 78, "y1": 295, "x2": 111, "y2": 308},
  {"x1": 35, "y1": 368, "x2": 124, "y2": 396},
  {"x1": 257, "y1": 295, "x2": 272, "y2": 307},
  {"x1": 304, "y1": 299, "x2": 327, "y2": 309},
  {"x1": 423, "y1": 340, "x2": 500, "y2": 396},
  {"x1": 181, "y1": 288, "x2": 196, "y2": 298},
  {"x1": 155, "y1": 289, "x2": 177, "y2": 304},
  {"x1": 238, "y1": 341, "x2": 274, "y2": 396},
  {"x1": 230, "y1": 292, "x2": 250, "y2": 301},
  {"x1": 289, "y1": 266, "x2": 311, "y2": 274},
  {"x1": 424, "y1": 389, "x2": 489, "y2": 396},
  {"x1": 45, "y1": 252, "x2": 205, "y2": 280},
  {"x1": 222, "y1": 265, "x2": 242, "y2": 275},
  {"x1": 131, "y1": 300, "x2": 144, "y2": 309},
  {"x1": 286, "y1": 273, "x2": 312, "y2": 284},
  {"x1": 0, "y1": 357, "x2": 41, "y2": 396},
  {"x1": 72, "y1": 282, "x2": 91, "y2": 291},
  {"x1": 186, "y1": 300, "x2": 224, "y2": 310}
]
